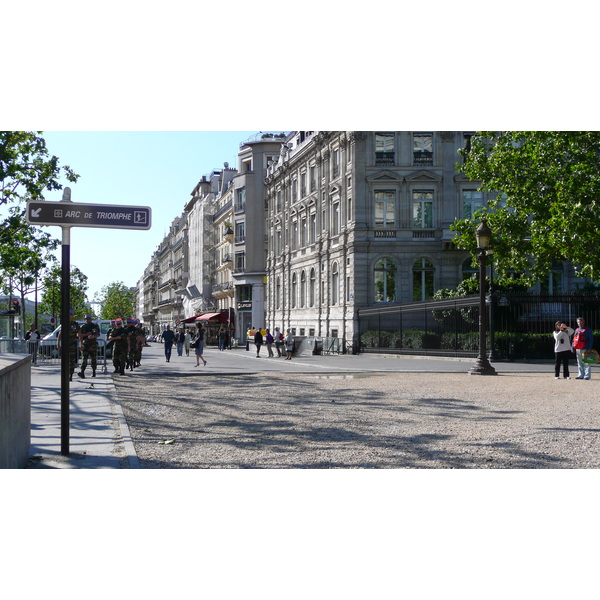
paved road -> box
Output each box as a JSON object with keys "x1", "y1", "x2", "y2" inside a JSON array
[{"x1": 26, "y1": 343, "x2": 576, "y2": 468}]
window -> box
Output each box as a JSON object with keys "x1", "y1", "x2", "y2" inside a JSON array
[
  {"x1": 413, "y1": 133, "x2": 433, "y2": 166},
  {"x1": 309, "y1": 213, "x2": 316, "y2": 244},
  {"x1": 413, "y1": 258, "x2": 435, "y2": 301},
  {"x1": 234, "y1": 252, "x2": 245, "y2": 272},
  {"x1": 413, "y1": 190, "x2": 433, "y2": 228},
  {"x1": 462, "y1": 190, "x2": 484, "y2": 219},
  {"x1": 239, "y1": 285, "x2": 252, "y2": 302},
  {"x1": 300, "y1": 172, "x2": 306, "y2": 198},
  {"x1": 331, "y1": 262, "x2": 339, "y2": 305},
  {"x1": 332, "y1": 201, "x2": 340, "y2": 235},
  {"x1": 300, "y1": 271, "x2": 306, "y2": 307},
  {"x1": 276, "y1": 190, "x2": 282, "y2": 213},
  {"x1": 292, "y1": 179, "x2": 298, "y2": 202},
  {"x1": 463, "y1": 133, "x2": 474, "y2": 163},
  {"x1": 462, "y1": 257, "x2": 478, "y2": 281},
  {"x1": 309, "y1": 268, "x2": 316, "y2": 306},
  {"x1": 374, "y1": 258, "x2": 397, "y2": 302},
  {"x1": 276, "y1": 277, "x2": 281, "y2": 309},
  {"x1": 291, "y1": 220, "x2": 298, "y2": 250},
  {"x1": 291, "y1": 273, "x2": 297, "y2": 308},
  {"x1": 375, "y1": 133, "x2": 395, "y2": 165},
  {"x1": 235, "y1": 221, "x2": 245, "y2": 244},
  {"x1": 347, "y1": 197, "x2": 352, "y2": 222},
  {"x1": 235, "y1": 189, "x2": 246, "y2": 212},
  {"x1": 300, "y1": 216, "x2": 307, "y2": 247},
  {"x1": 375, "y1": 190, "x2": 396, "y2": 228},
  {"x1": 332, "y1": 147, "x2": 340, "y2": 178},
  {"x1": 275, "y1": 229, "x2": 282, "y2": 254},
  {"x1": 310, "y1": 166, "x2": 316, "y2": 192},
  {"x1": 540, "y1": 261, "x2": 564, "y2": 293}
]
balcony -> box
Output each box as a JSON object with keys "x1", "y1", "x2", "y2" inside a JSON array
[
  {"x1": 375, "y1": 152, "x2": 395, "y2": 166},
  {"x1": 413, "y1": 151, "x2": 433, "y2": 166}
]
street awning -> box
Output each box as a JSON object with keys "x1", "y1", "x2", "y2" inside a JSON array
[
  {"x1": 181, "y1": 315, "x2": 200, "y2": 324},
  {"x1": 196, "y1": 312, "x2": 222, "y2": 321}
]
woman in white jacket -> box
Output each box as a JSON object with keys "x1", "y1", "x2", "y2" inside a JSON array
[{"x1": 553, "y1": 321, "x2": 574, "y2": 379}]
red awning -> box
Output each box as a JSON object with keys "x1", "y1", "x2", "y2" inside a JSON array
[
  {"x1": 196, "y1": 312, "x2": 222, "y2": 321},
  {"x1": 181, "y1": 315, "x2": 200, "y2": 324}
]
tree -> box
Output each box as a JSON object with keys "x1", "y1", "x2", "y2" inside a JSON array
[
  {"x1": 96, "y1": 282, "x2": 134, "y2": 320},
  {"x1": 0, "y1": 131, "x2": 80, "y2": 332},
  {"x1": 0, "y1": 131, "x2": 79, "y2": 206},
  {"x1": 0, "y1": 206, "x2": 59, "y2": 335},
  {"x1": 39, "y1": 265, "x2": 91, "y2": 321},
  {"x1": 452, "y1": 131, "x2": 600, "y2": 285}
]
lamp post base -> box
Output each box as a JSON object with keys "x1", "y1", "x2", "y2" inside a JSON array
[{"x1": 469, "y1": 358, "x2": 497, "y2": 376}]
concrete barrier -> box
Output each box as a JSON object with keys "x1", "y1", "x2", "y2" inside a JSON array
[{"x1": 0, "y1": 355, "x2": 31, "y2": 469}]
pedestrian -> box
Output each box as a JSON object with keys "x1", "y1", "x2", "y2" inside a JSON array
[
  {"x1": 274, "y1": 327, "x2": 284, "y2": 357},
  {"x1": 246, "y1": 326, "x2": 256, "y2": 351},
  {"x1": 285, "y1": 328, "x2": 294, "y2": 360},
  {"x1": 78, "y1": 314, "x2": 100, "y2": 378},
  {"x1": 176, "y1": 328, "x2": 185, "y2": 356},
  {"x1": 109, "y1": 318, "x2": 128, "y2": 375},
  {"x1": 184, "y1": 328, "x2": 191, "y2": 356},
  {"x1": 57, "y1": 309, "x2": 81, "y2": 381},
  {"x1": 573, "y1": 317, "x2": 594, "y2": 380},
  {"x1": 162, "y1": 324, "x2": 175, "y2": 362},
  {"x1": 25, "y1": 323, "x2": 41, "y2": 365},
  {"x1": 553, "y1": 321, "x2": 573, "y2": 380},
  {"x1": 194, "y1": 322, "x2": 207, "y2": 366},
  {"x1": 124, "y1": 318, "x2": 138, "y2": 370},
  {"x1": 254, "y1": 327, "x2": 263, "y2": 357},
  {"x1": 266, "y1": 328, "x2": 274, "y2": 357},
  {"x1": 218, "y1": 326, "x2": 227, "y2": 351}
]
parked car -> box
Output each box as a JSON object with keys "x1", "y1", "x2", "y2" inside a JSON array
[{"x1": 40, "y1": 320, "x2": 113, "y2": 358}]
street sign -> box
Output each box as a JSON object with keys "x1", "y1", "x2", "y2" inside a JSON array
[{"x1": 26, "y1": 200, "x2": 152, "y2": 230}]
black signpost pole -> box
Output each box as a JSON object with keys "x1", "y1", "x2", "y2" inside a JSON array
[
  {"x1": 60, "y1": 188, "x2": 72, "y2": 455},
  {"x1": 26, "y1": 192, "x2": 152, "y2": 457}
]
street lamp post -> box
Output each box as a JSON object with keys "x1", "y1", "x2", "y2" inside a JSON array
[{"x1": 469, "y1": 218, "x2": 497, "y2": 376}]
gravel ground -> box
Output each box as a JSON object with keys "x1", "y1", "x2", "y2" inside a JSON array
[{"x1": 112, "y1": 371, "x2": 600, "y2": 468}]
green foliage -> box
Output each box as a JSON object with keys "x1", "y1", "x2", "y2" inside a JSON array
[
  {"x1": 453, "y1": 131, "x2": 600, "y2": 284},
  {"x1": 39, "y1": 265, "x2": 91, "y2": 319},
  {"x1": 97, "y1": 281, "x2": 134, "y2": 320},
  {"x1": 0, "y1": 131, "x2": 79, "y2": 206}
]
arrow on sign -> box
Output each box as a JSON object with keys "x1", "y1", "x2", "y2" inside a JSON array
[{"x1": 31, "y1": 208, "x2": 42, "y2": 218}]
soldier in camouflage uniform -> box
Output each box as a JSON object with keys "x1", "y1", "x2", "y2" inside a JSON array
[
  {"x1": 109, "y1": 318, "x2": 128, "y2": 375},
  {"x1": 124, "y1": 318, "x2": 138, "y2": 371},
  {"x1": 78, "y1": 314, "x2": 100, "y2": 379},
  {"x1": 132, "y1": 321, "x2": 145, "y2": 368},
  {"x1": 106, "y1": 320, "x2": 117, "y2": 372},
  {"x1": 57, "y1": 310, "x2": 81, "y2": 381}
]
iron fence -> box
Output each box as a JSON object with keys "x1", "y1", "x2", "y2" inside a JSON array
[{"x1": 357, "y1": 292, "x2": 600, "y2": 360}]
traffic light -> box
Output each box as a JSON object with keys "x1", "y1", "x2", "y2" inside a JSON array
[{"x1": 13, "y1": 300, "x2": 20, "y2": 311}]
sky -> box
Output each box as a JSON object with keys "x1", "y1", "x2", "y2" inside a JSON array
[{"x1": 40, "y1": 131, "x2": 259, "y2": 303}]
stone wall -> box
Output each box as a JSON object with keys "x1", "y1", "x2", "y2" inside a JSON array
[{"x1": 0, "y1": 355, "x2": 31, "y2": 469}]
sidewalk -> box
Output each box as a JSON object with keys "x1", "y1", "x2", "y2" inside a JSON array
[
  {"x1": 28, "y1": 362, "x2": 139, "y2": 469},
  {"x1": 26, "y1": 343, "x2": 568, "y2": 469}
]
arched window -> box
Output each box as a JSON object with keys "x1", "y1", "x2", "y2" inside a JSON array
[
  {"x1": 300, "y1": 271, "x2": 306, "y2": 308},
  {"x1": 331, "y1": 262, "x2": 339, "y2": 305},
  {"x1": 413, "y1": 258, "x2": 435, "y2": 301},
  {"x1": 291, "y1": 273, "x2": 297, "y2": 308},
  {"x1": 374, "y1": 258, "x2": 397, "y2": 302},
  {"x1": 309, "y1": 268, "x2": 316, "y2": 307}
]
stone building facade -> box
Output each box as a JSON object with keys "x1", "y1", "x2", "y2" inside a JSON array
[{"x1": 263, "y1": 131, "x2": 492, "y2": 343}]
